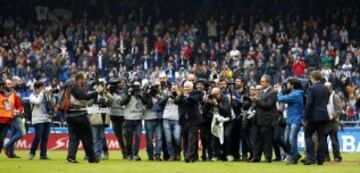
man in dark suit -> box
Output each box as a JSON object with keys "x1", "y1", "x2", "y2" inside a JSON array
[
  {"x1": 175, "y1": 81, "x2": 203, "y2": 163},
  {"x1": 303, "y1": 70, "x2": 330, "y2": 165},
  {"x1": 250, "y1": 75, "x2": 277, "y2": 163}
]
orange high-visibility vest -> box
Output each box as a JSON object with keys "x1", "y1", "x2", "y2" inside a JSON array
[{"x1": 0, "y1": 93, "x2": 15, "y2": 118}]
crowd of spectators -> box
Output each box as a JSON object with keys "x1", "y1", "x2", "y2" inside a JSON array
[{"x1": 0, "y1": 0, "x2": 359, "y2": 124}]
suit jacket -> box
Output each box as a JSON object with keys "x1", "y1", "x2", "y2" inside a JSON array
[
  {"x1": 304, "y1": 82, "x2": 330, "y2": 122},
  {"x1": 175, "y1": 90, "x2": 204, "y2": 126},
  {"x1": 255, "y1": 87, "x2": 278, "y2": 126}
]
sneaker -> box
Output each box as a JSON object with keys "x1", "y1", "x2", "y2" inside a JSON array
[
  {"x1": 126, "y1": 155, "x2": 133, "y2": 160},
  {"x1": 102, "y1": 153, "x2": 109, "y2": 160},
  {"x1": 154, "y1": 156, "x2": 162, "y2": 161},
  {"x1": 168, "y1": 156, "x2": 176, "y2": 161},
  {"x1": 226, "y1": 155, "x2": 234, "y2": 162},
  {"x1": 285, "y1": 159, "x2": 298, "y2": 165},
  {"x1": 334, "y1": 157, "x2": 342, "y2": 162},
  {"x1": 175, "y1": 154, "x2": 181, "y2": 161},
  {"x1": 133, "y1": 155, "x2": 141, "y2": 161},
  {"x1": 211, "y1": 157, "x2": 219, "y2": 162},
  {"x1": 29, "y1": 154, "x2": 35, "y2": 160}
]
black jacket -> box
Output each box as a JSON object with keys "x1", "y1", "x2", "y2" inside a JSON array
[
  {"x1": 304, "y1": 82, "x2": 330, "y2": 122},
  {"x1": 175, "y1": 90, "x2": 204, "y2": 126},
  {"x1": 68, "y1": 84, "x2": 98, "y2": 112},
  {"x1": 202, "y1": 94, "x2": 232, "y2": 120},
  {"x1": 255, "y1": 87, "x2": 278, "y2": 126}
]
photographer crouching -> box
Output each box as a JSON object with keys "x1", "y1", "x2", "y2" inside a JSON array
[{"x1": 63, "y1": 72, "x2": 105, "y2": 164}]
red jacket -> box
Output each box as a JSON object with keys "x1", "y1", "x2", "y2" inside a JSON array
[
  {"x1": 0, "y1": 92, "x2": 23, "y2": 124},
  {"x1": 292, "y1": 61, "x2": 306, "y2": 77}
]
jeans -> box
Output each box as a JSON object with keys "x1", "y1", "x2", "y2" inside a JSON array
[
  {"x1": 163, "y1": 119, "x2": 181, "y2": 157},
  {"x1": 284, "y1": 124, "x2": 301, "y2": 161},
  {"x1": 30, "y1": 123, "x2": 50, "y2": 157},
  {"x1": 0, "y1": 124, "x2": 10, "y2": 152},
  {"x1": 91, "y1": 125, "x2": 105, "y2": 159},
  {"x1": 123, "y1": 120, "x2": 142, "y2": 157},
  {"x1": 5, "y1": 116, "x2": 26, "y2": 155},
  {"x1": 145, "y1": 119, "x2": 163, "y2": 159}
]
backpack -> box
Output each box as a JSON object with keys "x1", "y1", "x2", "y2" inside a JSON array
[{"x1": 57, "y1": 80, "x2": 75, "y2": 112}]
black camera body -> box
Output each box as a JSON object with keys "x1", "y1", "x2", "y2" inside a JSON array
[
  {"x1": 128, "y1": 83, "x2": 141, "y2": 96},
  {"x1": 96, "y1": 96, "x2": 111, "y2": 108}
]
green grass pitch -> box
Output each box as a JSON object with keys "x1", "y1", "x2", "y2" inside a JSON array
[{"x1": 0, "y1": 151, "x2": 359, "y2": 173}]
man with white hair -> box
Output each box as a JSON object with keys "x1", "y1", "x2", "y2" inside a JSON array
[
  {"x1": 323, "y1": 82, "x2": 342, "y2": 162},
  {"x1": 176, "y1": 81, "x2": 203, "y2": 163}
]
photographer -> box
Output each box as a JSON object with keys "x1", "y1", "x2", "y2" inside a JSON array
[
  {"x1": 88, "y1": 80, "x2": 111, "y2": 161},
  {"x1": 275, "y1": 78, "x2": 304, "y2": 164},
  {"x1": 107, "y1": 77, "x2": 127, "y2": 159},
  {"x1": 241, "y1": 85, "x2": 259, "y2": 161},
  {"x1": 196, "y1": 79, "x2": 213, "y2": 161},
  {"x1": 162, "y1": 84, "x2": 181, "y2": 161},
  {"x1": 29, "y1": 81, "x2": 51, "y2": 160},
  {"x1": 119, "y1": 80, "x2": 144, "y2": 161},
  {"x1": 232, "y1": 77, "x2": 251, "y2": 161},
  {"x1": 203, "y1": 87, "x2": 231, "y2": 161},
  {"x1": 64, "y1": 72, "x2": 104, "y2": 164},
  {"x1": 143, "y1": 81, "x2": 164, "y2": 161}
]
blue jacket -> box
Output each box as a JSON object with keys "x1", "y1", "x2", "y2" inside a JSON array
[{"x1": 277, "y1": 89, "x2": 304, "y2": 125}]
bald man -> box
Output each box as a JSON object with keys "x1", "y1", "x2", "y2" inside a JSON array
[
  {"x1": 202, "y1": 87, "x2": 232, "y2": 161},
  {"x1": 176, "y1": 81, "x2": 203, "y2": 163},
  {"x1": 323, "y1": 82, "x2": 342, "y2": 162}
]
